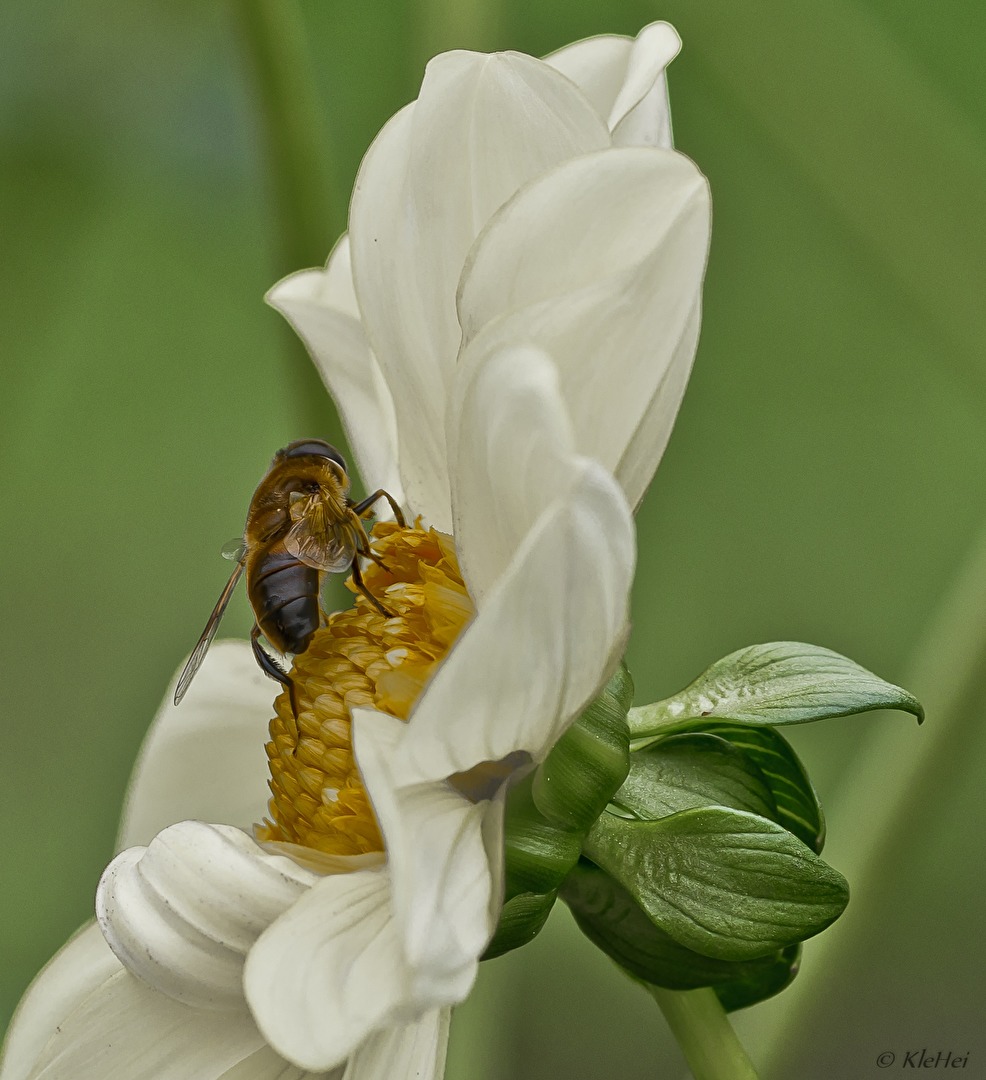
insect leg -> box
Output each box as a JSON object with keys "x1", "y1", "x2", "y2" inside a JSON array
[
  {"x1": 343, "y1": 505, "x2": 397, "y2": 614},
  {"x1": 350, "y1": 489, "x2": 406, "y2": 528},
  {"x1": 250, "y1": 625, "x2": 300, "y2": 742},
  {"x1": 250, "y1": 623, "x2": 291, "y2": 686},
  {"x1": 350, "y1": 554, "x2": 394, "y2": 617},
  {"x1": 348, "y1": 490, "x2": 403, "y2": 577}
]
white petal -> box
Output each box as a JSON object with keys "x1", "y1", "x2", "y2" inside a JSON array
[
  {"x1": 544, "y1": 35, "x2": 632, "y2": 130},
  {"x1": 245, "y1": 868, "x2": 409, "y2": 1072},
  {"x1": 546, "y1": 22, "x2": 680, "y2": 147},
  {"x1": 97, "y1": 822, "x2": 316, "y2": 1010},
  {"x1": 316, "y1": 232, "x2": 361, "y2": 320},
  {"x1": 376, "y1": 458, "x2": 634, "y2": 785},
  {"x1": 0, "y1": 923, "x2": 120, "y2": 1080},
  {"x1": 222, "y1": 1046, "x2": 340, "y2": 1080},
  {"x1": 343, "y1": 1008, "x2": 450, "y2": 1080},
  {"x1": 267, "y1": 238, "x2": 403, "y2": 508},
  {"x1": 254, "y1": 838, "x2": 385, "y2": 877},
  {"x1": 479, "y1": 785, "x2": 509, "y2": 931},
  {"x1": 349, "y1": 51, "x2": 609, "y2": 527},
  {"x1": 119, "y1": 640, "x2": 275, "y2": 850},
  {"x1": 448, "y1": 345, "x2": 577, "y2": 602},
  {"x1": 21, "y1": 970, "x2": 283, "y2": 1080},
  {"x1": 609, "y1": 22, "x2": 680, "y2": 148},
  {"x1": 353, "y1": 712, "x2": 494, "y2": 996},
  {"x1": 458, "y1": 146, "x2": 710, "y2": 511}
]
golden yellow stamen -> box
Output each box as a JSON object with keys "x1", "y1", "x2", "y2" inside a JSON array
[{"x1": 256, "y1": 522, "x2": 474, "y2": 859}]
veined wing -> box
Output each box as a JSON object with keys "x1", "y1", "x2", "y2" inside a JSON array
[
  {"x1": 284, "y1": 498, "x2": 357, "y2": 573},
  {"x1": 174, "y1": 560, "x2": 245, "y2": 705}
]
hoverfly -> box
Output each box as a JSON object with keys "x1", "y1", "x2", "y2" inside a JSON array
[{"x1": 174, "y1": 439, "x2": 404, "y2": 707}]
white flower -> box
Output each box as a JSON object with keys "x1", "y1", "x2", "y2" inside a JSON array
[{"x1": 1, "y1": 21, "x2": 709, "y2": 1080}]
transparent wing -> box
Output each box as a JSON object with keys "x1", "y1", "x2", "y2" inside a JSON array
[
  {"x1": 173, "y1": 561, "x2": 245, "y2": 705},
  {"x1": 284, "y1": 498, "x2": 357, "y2": 573}
]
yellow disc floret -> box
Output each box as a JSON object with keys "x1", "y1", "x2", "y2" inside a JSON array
[{"x1": 256, "y1": 522, "x2": 473, "y2": 859}]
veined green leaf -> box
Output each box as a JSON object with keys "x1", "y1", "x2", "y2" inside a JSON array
[
  {"x1": 628, "y1": 642, "x2": 923, "y2": 738},
  {"x1": 640, "y1": 722, "x2": 825, "y2": 853},
  {"x1": 583, "y1": 806, "x2": 849, "y2": 961},
  {"x1": 561, "y1": 860, "x2": 797, "y2": 1001},
  {"x1": 613, "y1": 733, "x2": 777, "y2": 822}
]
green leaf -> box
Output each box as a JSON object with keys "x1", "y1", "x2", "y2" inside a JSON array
[
  {"x1": 628, "y1": 642, "x2": 924, "y2": 739},
  {"x1": 483, "y1": 889, "x2": 557, "y2": 960},
  {"x1": 561, "y1": 860, "x2": 794, "y2": 995},
  {"x1": 714, "y1": 944, "x2": 801, "y2": 1013},
  {"x1": 613, "y1": 733, "x2": 778, "y2": 822},
  {"x1": 533, "y1": 663, "x2": 633, "y2": 832},
  {"x1": 650, "y1": 722, "x2": 825, "y2": 853},
  {"x1": 583, "y1": 806, "x2": 849, "y2": 961}
]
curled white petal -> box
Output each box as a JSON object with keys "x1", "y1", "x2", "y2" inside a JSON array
[
  {"x1": 350, "y1": 50, "x2": 609, "y2": 526},
  {"x1": 609, "y1": 22, "x2": 680, "y2": 147},
  {"x1": 245, "y1": 868, "x2": 410, "y2": 1072},
  {"x1": 458, "y1": 146, "x2": 711, "y2": 510},
  {"x1": 119, "y1": 641, "x2": 275, "y2": 850},
  {"x1": 267, "y1": 237, "x2": 403, "y2": 509},
  {"x1": 97, "y1": 822, "x2": 316, "y2": 1010},
  {"x1": 546, "y1": 21, "x2": 680, "y2": 147},
  {"x1": 353, "y1": 711, "x2": 496, "y2": 997}
]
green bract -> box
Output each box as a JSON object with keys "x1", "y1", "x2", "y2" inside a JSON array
[
  {"x1": 533, "y1": 663, "x2": 633, "y2": 831},
  {"x1": 628, "y1": 641, "x2": 923, "y2": 741},
  {"x1": 583, "y1": 808, "x2": 848, "y2": 961},
  {"x1": 561, "y1": 861, "x2": 800, "y2": 1011},
  {"x1": 489, "y1": 640, "x2": 922, "y2": 1016},
  {"x1": 483, "y1": 889, "x2": 558, "y2": 960},
  {"x1": 612, "y1": 732, "x2": 778, "y2": 822},
  {"x1": 485, "y1": 664, "x2": 634, "y2": 958},
  {"x1": 631, "y1": 720, "x2": 826, "y2": 852},
  {"x1": 501, "y1": 780, "x2": 583, "y2": 895}
]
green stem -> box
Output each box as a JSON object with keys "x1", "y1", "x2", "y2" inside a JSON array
[
  {"x1": 649, "y1": 986, "x2": 760, "y2": 1080},
  {"x1": 235, "y1": 0, "x2": 338, "y2": 269},
  {"x1": 233, "y1": 0, "x2": 339, "y2": 436},
  {"x1": 756, "y1": 521, "x2": 986, "y2": 1075}
]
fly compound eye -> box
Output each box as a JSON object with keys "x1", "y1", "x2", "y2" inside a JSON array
[
  {"x1": 324, "y1": 445, "x2": 348, "y2": 473},
  {"x1": 280, "y1": 439, "x2": 347, "y2": 474}
]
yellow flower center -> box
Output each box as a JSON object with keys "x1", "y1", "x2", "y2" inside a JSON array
[{"x1": 256, "y1": 522, "x2": 473, "y2": 861}]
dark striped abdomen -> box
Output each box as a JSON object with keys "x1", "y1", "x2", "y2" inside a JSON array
[{"x1": 247, "y1": 544, "x2": 321, "y2": 656}]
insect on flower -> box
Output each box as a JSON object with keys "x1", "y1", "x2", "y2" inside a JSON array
[
  {"x1": 173, "y1": 438, "x2": 404, "y2": 708},
  {"x1": 0, "y1": 25, "x2": 713, "y2": 1080}
]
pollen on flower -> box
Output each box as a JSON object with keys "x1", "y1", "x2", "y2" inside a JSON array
[{"x1": 256, "y1": 522, "x2": 474, "y2": 858}]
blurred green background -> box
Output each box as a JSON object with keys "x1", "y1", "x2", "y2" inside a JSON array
[{"x1": 2, "y1": 1, "x2": 984, "y2": 1077}]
